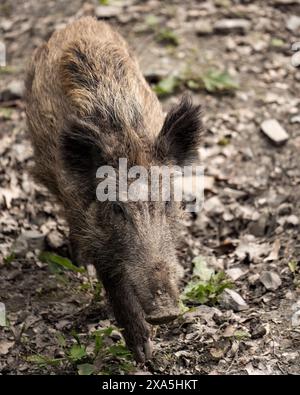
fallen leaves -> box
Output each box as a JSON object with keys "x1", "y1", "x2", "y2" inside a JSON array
[{"x1": 0, "y1": 341, "x2": 14, "y2": 355}]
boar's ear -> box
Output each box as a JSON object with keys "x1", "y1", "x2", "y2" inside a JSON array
[
  {"x1": 155, "y1": 95, "x2": 203, "y2": 165},
  {"x1": 59, "y1": 117, "x2": 106, "y2": 198}
]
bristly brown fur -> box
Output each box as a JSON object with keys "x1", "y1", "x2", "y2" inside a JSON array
[{"x1": 25, "y1": 17, "x2": 204, "y2": 362}]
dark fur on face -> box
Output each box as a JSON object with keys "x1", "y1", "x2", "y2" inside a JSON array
[{"x1": 25, "y1": 17, "x2": 204, "y2": 362}]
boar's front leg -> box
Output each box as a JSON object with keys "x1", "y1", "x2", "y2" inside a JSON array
[{"x1": 101, "y1": 274, "x2": 152, "y2": 363}]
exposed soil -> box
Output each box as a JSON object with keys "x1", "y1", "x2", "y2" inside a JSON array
[{"x1": 1, "y1": 0, "x2": 300, "y2": 375}]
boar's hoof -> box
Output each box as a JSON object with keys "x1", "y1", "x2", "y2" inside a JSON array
[
  {"x1": 133, "y1": 338, "x2": 153, "y2": 363},
  {"x1": 145, "y1": 307, "x2": 180, "y2": 325}
]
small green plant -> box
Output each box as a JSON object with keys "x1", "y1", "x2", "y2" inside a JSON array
[
  {"x1": 0, "y1": 108, "x2": 13, "y2": 120},
  {"x1": 156, "y1": 28, "x2": 179, "y2": 46},
  {"x1": 26, "y1": 355, "x2": 62, "y2": 367},
  {"x1": 98, "y1": 0, "x2": 123, "y2": 5},
  {"x1": 218, "y1": 136, "x2": 231, "y2": 146},
  {"x1": 184, "y1": 67, "x2": 239, "y2": 94},
  {"x1": 145, "y1": 14, "x2": 159, "y2": 29},
  {"x1": 288, "y1": 259, "x2": 298, "y2": 274},
  {"x1": 288, "y1": 259, "x2": 300, "y2": 287},
  {"x1": 182, "y1": 256, "x2": 233, "y2": 305},
  {"x1": 68, "y1": 343, "x2": 87, "y2": 362},
  {"x1": 234, "y1": 330, "x2": 251, "y2": 341},
  {"x1": 201, "y1": 69, "x2": 239, "y2": 93},
  {"x1": 153, "y1": 75, "x2": 180, "y2": 97},
  {"x1": 77, "y1": 363, "x2": 95, "y2": 375},
  {"x1": 0, "y1": 66, "x2": 14, "y2": 75},
  {"x1": 3, "y1": 252, "x2": 15, "y2": 264},
  {"x1": 270, "y1": 38, "x2": 285, "y2": 48},
  {"x1": 39, "y1": 251, "x2": 85, "y2": 274},
  {"x1": 26, "y1": 326, "x2": 134, "y2": 375}
]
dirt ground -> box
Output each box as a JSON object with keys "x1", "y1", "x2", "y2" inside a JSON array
[{"x1": 1, "y1": 0, "x2": 300, "y2": 375}]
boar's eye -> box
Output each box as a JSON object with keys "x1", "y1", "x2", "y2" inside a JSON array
[
  {"x1": 165, "y1": 200, "x2": 172, "y2": 213},
  {"x1": 113, "y1": 203, "x2": 125, "y2": 217}
]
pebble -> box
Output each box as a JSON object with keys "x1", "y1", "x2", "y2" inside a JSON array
[
  {"x1": 46, "y1": 230, "x2": 64, "y2": 249},
  {"x1": 0, "y1": 303, "x2": 6, "y2": 326},
  {"x1": 19, "y1": 230, "x2": 45, "y2": 252},
  {"x1": 195, "y1": 21, "x2": 213, "y2": 35},
  {"x1": 274, "y1": 0, "x2": 299, "y2": 4},
  {"x1": 292, "y1": 42, "x2": 300, "y2": 52},
  {"x1": 0, "y1": 19, "x2": 13, "y2": 31},
  {"x1": 12, "y1": 236, "x2": 28, "y2": 258},
  {"x1": 1, "y1": 80, "x2": 25, "y2": 101},
  {"x1": 204, "y1": 196, "x2": 224, "y2": 215},
  {"x1": 260, "y1": 119, "x2": 289, "y2": 145},
  {"x1": 286, "y1": 15, "x2": 300, "y2": 32},
  {"x1": 183, "y1": 305, "x2": 221, "y2": 324},
  {"x1": 213, "y1": 19, "x2": 251, "y2": 35},
  {"x1": 286, "y1": 214, "x2": 299, "y2": 226},
  {"x1": 291, "y1": 310, "x2": 300, "y2": 327},
  {"x1": 251, "y1": 324, "x2": 267, "y2": 339},
  {"x1": 221, "y1": 289, "x2": 249, "y2": 312},
  {"x1": 260, "y1": 271, "x2": 282, "y2": 291},
  {"x1": 95, "y1": 5, "x2": 121, "y2": 19},
  {"x1": 277, "y1": 203, "x2": 292, "y2": 216},
  {"x1": 248, "y1": 212, "x2": 270, "y2": 237},
  {"x1": 226, "y1": 267, "x2": 246, "y2": 281},
  {"x1": 0, "y1": 341, "x2": 14, "y2": 355},
  {"x1": 290, "y1": 115, "x2": 300, "y2": 124},
  {"x1": 291, "y1": 52, "x2": 300, "y2": 68}
]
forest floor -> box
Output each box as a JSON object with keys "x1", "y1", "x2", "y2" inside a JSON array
[{"x1": 1, "y1": 0, "x2": 300, "y2": 375}]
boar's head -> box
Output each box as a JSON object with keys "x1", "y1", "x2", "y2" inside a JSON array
[{"x1": 59, "y1": 95, "x2": 203, "y2": 361}]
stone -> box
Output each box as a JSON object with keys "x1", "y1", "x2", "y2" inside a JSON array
[
  {"x1": 286, "y1": 15, "x2": 300, "y2": 32},
  {"x1": 0, "y1": 20, "x2": 13, "y2": 31},
  {"x1": 260, "y1": 119, "x2": 289, "y2": 145},
  {"x1": 277, "y1": 203, "x2": 292, "y2": 216},
  {"x1": 226, "y1": 267, "x2": 246, "y2": 281},
  {"x1": 291, "y1": 310, "x2": 300, "y2": 327},
  {"x1": 46, "y1": 230, "x2": 64, "y2": 249},
  {"x1": 248, "y1": 273, "x2": 260, "y2": 285},
  {"x1": 251, "y1": 324, "x2": 267, "y2": 339},
  {"x1": 290, "y1": 115, "x2": 300, "y2": 124},
  {"x1": 260, "y1": 271, "x2": 282, "y2": 290},
  {"x1": 204, "y1": 176, "x2": 215, "y2": 191},
  {"x1": 95, "y1": 5, "x2": 121, "y2": 19},
  {"x1": 12, "y1": 142, "x2": 33, "y2": 162},
  {"x1": 248, "y1": 213, "x2": 270, "y2": 237},
  {"x1": 0, "y1": 341, "x2": 14, "y2": 355},
  {"x1": 0, "y1": 303, "x2": 6, "y2": 326},
  {"x1": 292, "y1": 42, "x2": 300, "y2": 52},
  {"x1": 183, "y1": 305, "x2": 221, "y2": 324},
  {"x1": 291, "y1": 52, "x2": 300, "y2": 68},
  {"x1": 21, "y1": 230, "x2": 45, "y2": 251},
  {"x1": 12, "y1": 236, "x2": 28, "y2": 258},
  {"x1": 204, "y1": 196, "x2": 224, "y2": 215},
  {"x1": 286, "y1": 214, "x2": 299, "y2": 226},
  {"x1": 195, "y1": 21, "x2": 213, "y2": 35},
  {"x1": 221, "y1": 289, "x2": 248, "y2": 312},
  {"x1": 1, "y1": 80, "x2": 25, "y2": 101},
  {"x1": 274, "y1": 0, "x2": 299, "y2": 4},
  {"x1": 213, "y1": 19, "x2": 251, "y2": 35}
]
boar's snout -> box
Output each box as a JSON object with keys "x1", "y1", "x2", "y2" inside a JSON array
[
  {"x1": 144, "y1": 290, "x2": 181, "y2": 325},
  {"x1": 145, "y1": 307, "x2": 181, "y2": 325},
  {"x1": 132, "y1": 259, "x2": 183, "y2": 326}
]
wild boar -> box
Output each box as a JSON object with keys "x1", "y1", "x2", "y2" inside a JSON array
[{"x1": 25, "y1": 17, "x2": 203, "y2": 362}]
